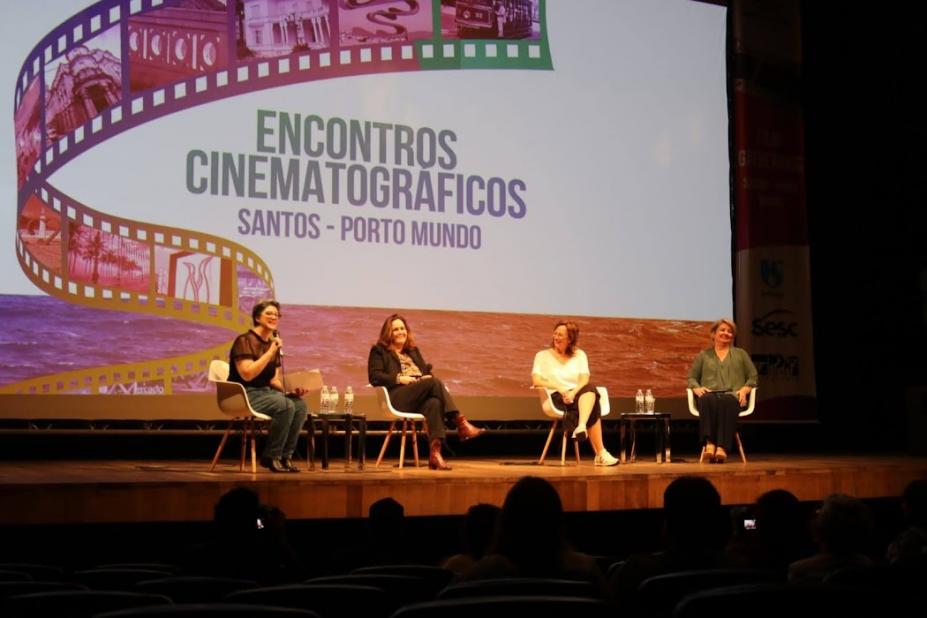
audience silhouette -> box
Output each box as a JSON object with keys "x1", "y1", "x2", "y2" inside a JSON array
[
  {"x1": 787, "y1": 493, "x2": 874, "y2": 583},
  {"x1": 8, "y1": 474, "x2": 926, "y2": 617},
  {"x1": 332, "y1": 497, "x2": 411, "y2": 572},
  {"x1": 181, "y1": 486, "x2": 305, "y2": 583},
  {"x1": 455, "y1": 476, "x2": 605, "y2": 592},
  {"x1": 725, "y1": 488, "x2": 815, "y2": 574},
  {"x1": 886, "y1": 478, "x2": 927, "y2": 567},
  {"x1": 610, "y1": 476, "x2": 729, "y2": 606},
  {"x1": 441, "y1": 503, "x2": 501, "y2": 574}
]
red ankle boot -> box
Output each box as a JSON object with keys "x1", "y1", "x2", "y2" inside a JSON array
[
  {"x1": 455, "y1": 415, "x2": 484, "y2": 441},
  {"x1": 429, "y1": 438, "x2": 452, "y2": 470}
]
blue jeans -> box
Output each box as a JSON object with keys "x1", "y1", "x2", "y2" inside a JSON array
[{"x1": 245, "y1": 386, "x2": 308, "y2": 460}]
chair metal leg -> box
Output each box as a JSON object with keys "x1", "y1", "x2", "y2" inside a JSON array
[
  {"x1": 629, "y1": 423, "x2": 637, "y2": 462},
  {"x1": 374, "y1": 418, "x2": 425, "y2": 469},
  {"x1": 358, "y1": 417, "x2": 366, "y2": 470},
  {"x1": 306, "y1": 417, "x2": 316, "y2": 471},
  {"x1": 663, "y1": 417, "x2": 672, "y2": 463},
  {"x1": 249, "y1": 420, "x2": 258, "y2": 474},
  {"x1": 560, "y1": 431, "x2": 568, "y2": 466},
  {"x1": 410, "y1": 421, "x2": 420, "y2": 467},
  {"x1": 320, "y1": 417, "x2": 331, "y2": 470},
  {"x1": 539, "y1": 420, "x2": 558, "y2": 464},
  {"x1": 735, "y1": 432, "x2": 747, "y2": 463},
  {"x1": 573, "y1": 440, "x2": 581, "y2": 464},
  {"x1": 375, "y1": 422, "x2": 396, "y2": 467},
  {"x1": 620, "y1": 419, "x2": 628, "y2": 464},
  {"x1": 656, "y1": 421, "x2": 666, "y2": 463},
  {"x1": 344, "y1": 413, "x2": 353, "y2": 471},
  {"x1": 399, "y1": 421, "x2": 408, "y2": 469},
  {"x1": 210, "y1": 422, "x2": 234, "y2": 471},
  {"x1": 239, "y1": 422, "x2": 247, "y2": 472}
]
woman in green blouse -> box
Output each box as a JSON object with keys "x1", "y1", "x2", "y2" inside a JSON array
[{"x1": 687, "y1": 318, "x2": 757, "y2": 463}]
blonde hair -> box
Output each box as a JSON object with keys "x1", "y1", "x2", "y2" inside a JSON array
[{"x1": 710, "y1": 318, "x2": 737, "y2": 337}]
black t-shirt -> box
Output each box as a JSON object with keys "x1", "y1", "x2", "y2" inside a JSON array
[{"x1": 228, "y1": 330, "x2": 279, "y2": 387}]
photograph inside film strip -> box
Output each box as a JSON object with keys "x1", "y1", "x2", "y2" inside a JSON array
[{"x1": 1, "y1": 1, "x2": 790, "y2": 420}]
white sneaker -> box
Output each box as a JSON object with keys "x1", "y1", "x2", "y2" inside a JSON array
[{"x1": 594, "y1": 450, "x2": 619, "y2": 466}]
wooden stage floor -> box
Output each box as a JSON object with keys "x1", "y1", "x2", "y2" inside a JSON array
[{"x1": 2, "y1": 453, "x2": 926, "y2": 526}]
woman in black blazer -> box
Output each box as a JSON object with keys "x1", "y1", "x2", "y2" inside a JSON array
[{"x1": 368, "y1": 313, "x2": 484, "y2": 470}]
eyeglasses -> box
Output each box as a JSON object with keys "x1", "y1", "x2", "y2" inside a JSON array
[{"x1": 263, "y1": 312, "x2": 281, "y2": 318}]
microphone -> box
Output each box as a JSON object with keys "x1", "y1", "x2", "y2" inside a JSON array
[{"x1": 272, "y1": 330, "x2": 284, "y2": 357}]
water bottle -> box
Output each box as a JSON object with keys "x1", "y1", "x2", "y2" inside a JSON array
[
  {"x1": 320, "y1": 385, "x2": 330, "y2": 413},
  {"x1": 344, "y1": 386, "x2": 354, "y2": 414},
  {"x1": 645, "y1": 389, "x2": 655, "y2": 414},
  {"x1": 330, "y1": 385, "x2": 339, "y2": 413},
  {"x1": 635, "y1": 389, "x2": 644, "y2": 414}
]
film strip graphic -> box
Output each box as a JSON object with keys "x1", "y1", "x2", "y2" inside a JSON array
[
  {"x1": 10, "y1": 178, "x2": 275, "y2": 395},
  {"x1": 8, "y1": 0, "x2": 551, "y2": 395}
]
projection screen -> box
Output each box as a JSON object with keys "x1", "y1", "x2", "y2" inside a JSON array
[{"x1": 1, "y1": 0, "x2": 730, "y2": 420}]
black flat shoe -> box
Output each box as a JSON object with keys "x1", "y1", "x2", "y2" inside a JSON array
[
  {"x1": 281, "y1": 458, "x2": 301, "y2": 472},
  {"x1": 260, "y1": 457, "x2": 289, "y2": 473}
]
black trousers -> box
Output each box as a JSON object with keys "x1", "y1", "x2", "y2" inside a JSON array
[
  {"x1": 697, "y1": 391, "x2": 742, "y2": 451},
  {"x1": 387, "y1": 377, "x2": 459, "y2": 440},
  {"x1": 551, "y1": 384, "x2": 602, "y2": 436}
]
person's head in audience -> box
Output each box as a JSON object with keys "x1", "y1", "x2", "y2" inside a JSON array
[
  {"x1": 443, "y1": 503, "x2": 502, "y2": 574},
  {"x1": 662, "y1": 476, "x2": 727, "y2": 552},
  {"x1": 750, "y1": 489, "x2": 814, "y2": 569},
  {"x1": 886, "y1": 478, "x2": 927, "y2": 566},
  {"x1": 901, "y1": 478, "x2": 927, "y2": 528},
  {"x1": 758, "y1": 489, "x2": 811, "y2": 537},
  {"x1": 214, "y1": 486, "x2": 262, "y2": 536},
  {"x1": 811, "y1": 493, "x2": 873, "y2": 557},
  {"x1": 462, "y1": 503, "x2": 502, "y2": 561},
  {"x1": 755, "y1": 489, "x2": 801, "y2": 531},
  {"x1": 369, "y1": 496, "x2": 405, "y2": 533},
  {"x1": 366, "y1": 497, "x2": 407, "y2": 564},
  {"x1": 496, "y1": 476, "x2": 566, "y2": 575},
  {"x1": 196, "y1": 486, "x2": 303, "y2": 582}
]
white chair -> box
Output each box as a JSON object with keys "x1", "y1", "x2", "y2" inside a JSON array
[
  {"x1": 686, "y1": 387, "x2": 756, "y2": 463},
  {"x1": 372, "y1": 386, "x2": 427, "y2": 468},
  {"x1": 536, "y1": 386, "x2": 611, "y2": 465},
  {"x1": 207, "y1": 359, "x2": 270, "y2": 473}
]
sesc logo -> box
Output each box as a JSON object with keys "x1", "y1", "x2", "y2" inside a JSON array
[
  {"x1": 752, "y1": 309, "x2": 798, "y2": 337},
  {"x1": 760, "y1": 259, "x2": 784, "y2": 289}
]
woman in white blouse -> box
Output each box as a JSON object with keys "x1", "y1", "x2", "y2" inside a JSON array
[{"x1": 531, "y1": 321, "x2": 618, "y2": 466}]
